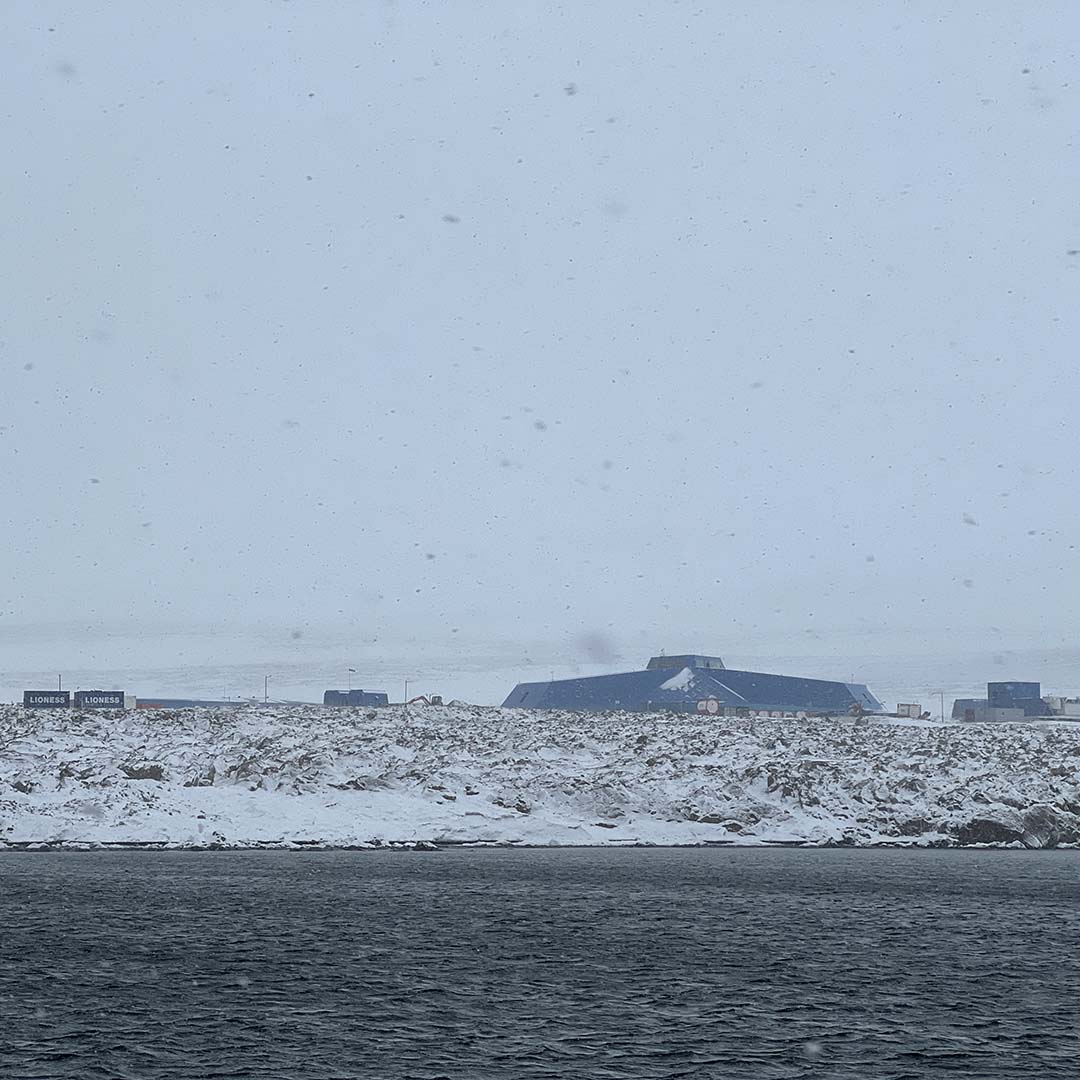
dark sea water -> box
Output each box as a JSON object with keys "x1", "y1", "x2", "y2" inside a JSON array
[{"x1": 1, "y1": 849, "x2": 1078, "y2": 1080}]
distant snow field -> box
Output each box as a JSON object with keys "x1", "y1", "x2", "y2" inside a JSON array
[{"x1": 2, "y1": 704, "x2": 1079, "y2": 850}]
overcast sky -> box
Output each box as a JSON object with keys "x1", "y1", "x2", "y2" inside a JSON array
[{"x1": 2, "y1": 3, "x2": 1078, "y2": 698}]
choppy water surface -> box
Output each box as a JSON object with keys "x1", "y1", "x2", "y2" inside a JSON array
[{"x1": 2, "y1": 849, "x2": 1078, "y2": 1079}]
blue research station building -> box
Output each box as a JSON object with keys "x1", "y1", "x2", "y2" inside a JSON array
[
  {"x1": 323, "y1": 689, "x2": 390, "y2": 706},
  {"x1": 950, "y1": 681, "x2": 1080, "y2": 722},
  {"x1": 502, "y1": 654, "x2": 884, "y2": 716}
]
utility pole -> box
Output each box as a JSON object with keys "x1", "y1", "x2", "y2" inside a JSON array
[
  {"x1": 264, "y1": 674, "x2": 271, "y2": 703},
  {"x1": 940, "y1": 690, "x2": 946, "y2": 722},
  {"x1": 58, "y1": 674, "x2": 62, "y2": 691},
  {"x1": 404, "y1": 677, "x2": 409, "y2": 704}
]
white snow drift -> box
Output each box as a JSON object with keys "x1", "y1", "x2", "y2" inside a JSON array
[{"x1": 2, "y1": 703, "x2": 1079, "y2": 849}]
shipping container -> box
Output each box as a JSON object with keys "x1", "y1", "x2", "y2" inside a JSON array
[
  {"x1": 73, "y1": 690, "x2": 126, "y2": 709},
  {"x1": 23, "y1": 690, "x2": 71, "y2": 708}
]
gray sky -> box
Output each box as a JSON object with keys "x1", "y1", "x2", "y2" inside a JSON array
[{"x1": 2, "y1": 3, "x2": 1078, "y2": 701}]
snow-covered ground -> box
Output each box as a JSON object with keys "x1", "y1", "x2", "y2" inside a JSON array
[{"x1": 2, "y1": 703, "x2": 1079, "y2": 849}]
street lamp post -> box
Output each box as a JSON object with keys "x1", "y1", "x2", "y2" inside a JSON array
[
  {"x1": 348, "y1": 667, "x2": 356, "y2": 691},
  {"x1": 264, "y1": 674, "x2": 272, "y2": 704}
]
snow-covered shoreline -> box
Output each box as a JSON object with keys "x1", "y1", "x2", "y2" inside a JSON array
[{"x1": 3, "y1": 704, "x2": 1080, "y2": 850}]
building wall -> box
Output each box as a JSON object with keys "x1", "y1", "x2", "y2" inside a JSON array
[
  {"x1": 646, "y1": 655, "x2": 726, "y2": 671},
  {"x1": 987, "y1": 681, "x2": 1044, "y2": 715}
]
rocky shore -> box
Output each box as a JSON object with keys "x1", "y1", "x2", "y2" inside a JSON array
[{"x1": 2, "y1": 704, "x2": 1078, "y2": 849}]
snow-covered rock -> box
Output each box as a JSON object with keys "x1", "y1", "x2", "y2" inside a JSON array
[{"x1": 1, "y1": 704, "x2": 1079, "y2": 849}]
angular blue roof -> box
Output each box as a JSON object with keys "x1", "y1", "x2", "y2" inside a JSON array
[{"x1": 502, "y1": 657, "x2": 883, "y2": 714}]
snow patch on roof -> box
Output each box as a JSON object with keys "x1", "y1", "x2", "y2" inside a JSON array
[{"x1": 659, "y1": 667, "x2": 695, "y2": 692}]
